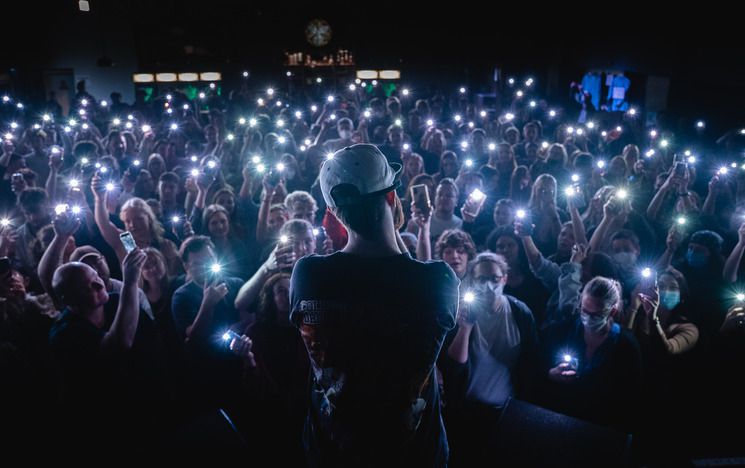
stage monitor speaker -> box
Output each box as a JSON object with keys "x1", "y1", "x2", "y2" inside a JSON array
[{"x1": 487, "y1": 398, "x2": 632, "y2": 467}]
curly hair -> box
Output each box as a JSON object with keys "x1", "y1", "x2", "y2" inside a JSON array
[{"x1": 434, "y1": 229, "x2": 476, "y2": 260}]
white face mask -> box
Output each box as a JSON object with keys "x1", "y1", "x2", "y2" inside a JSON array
[
  {"x1": 339, "y1": 130, "x2": 352, "y2": 140},
  {"x1": 473, "y1": 280, "x2": 504, "y2": 308},
  {"x1": 612, "y1": 252, "x2": 637, "y2": 268},
  {"x1": 580, "y1": 311, "x2": 609, "y2": 333}
]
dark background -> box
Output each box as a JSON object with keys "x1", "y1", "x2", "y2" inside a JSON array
[{"x1": 2, "y1": 1, "x2": 744, "y2": 130}]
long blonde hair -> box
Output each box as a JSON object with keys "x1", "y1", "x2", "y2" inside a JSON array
[{"x1": 120, "y1": 197, "x2": 166, "y2": 246}]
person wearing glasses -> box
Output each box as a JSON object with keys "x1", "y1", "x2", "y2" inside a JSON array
[{"x1": 441, "y1": 252, "x2": 540, "y2": 466}]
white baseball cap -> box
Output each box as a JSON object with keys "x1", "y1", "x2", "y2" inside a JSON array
[{"x1": 320, "y1": 144, "x2": 401, "y2": 208}]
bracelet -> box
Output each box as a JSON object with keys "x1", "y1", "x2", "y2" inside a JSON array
[{"x1": 678, "y1": 191, "x2": 690, "y2": 197}]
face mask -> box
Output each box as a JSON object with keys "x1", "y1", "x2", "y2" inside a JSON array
[
  {"x1": 686, "y1": 249, "x2": 707, "y2": 268},
  {"x1": 474, "y1": 280, "x2": 504, "y2": 299},
  {"x1": 612, "y1": 252, "x2": 637, "y2": 268},
  {"x1": 339, "y1": 130, "x2": 352, "y2": 140},
  {"x1": 580, "y1": 311, "x2": 609, "y2": 333},
  {"x1": 473, "y1": 281, "x2": 504, "y2": 311},
  {"x1": 659, "y1": 290, "x2": 680, "y2": 310}
]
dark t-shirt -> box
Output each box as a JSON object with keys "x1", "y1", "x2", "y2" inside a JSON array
[
  {"x1": 171, "y1": 277, "x2": 244, "y2": 341},
  {"x1": 290, "y1": 252, "x2": 459, "y2": 467},
  {"x1": 537, "y1": 317, "x2": 643, "y2": 432},
  {"x1": 49, "y1": 303, "x2": 168, "y2": 423}
]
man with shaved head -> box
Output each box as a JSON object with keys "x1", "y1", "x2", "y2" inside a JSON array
[{"x1": 49, "y1": 247, "x2": 168, "y2": 446}]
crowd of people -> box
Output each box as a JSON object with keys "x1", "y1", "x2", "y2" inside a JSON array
[{"x1": 1, "y1": 75, "x2": 744, "y2": 464}]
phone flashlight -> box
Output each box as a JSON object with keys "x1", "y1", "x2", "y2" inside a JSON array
[
  {"x1": 463, "y1": 291, "x2": 475, "y2": 303},
  {"x1": 326, "y1": 152, "x2": 335, "y2": 160},
  {"x1": 221, "y1": 329, "x2": 241, "y2": 345},
  {"x1": 55, "y1": 204, "x2": 68, "y2": 215},
  {"x1": 69, "y1": 179, "x2": 79, "y2": 188},
  {"x1": 516, "y1": 209, "x2": 527, "y2": 219},
  {"x1": 616, "y1": 189, "x2": 628, "y2": 200},
  {"x1": 0, "y1": 218, "x2": 10, "y2": 227},
  {"x1": 105, "y1": 183, "x2": 115, "y2": 191},
  {"x1": 169, "y1": 123, "x2": 178, "y2": 131},
  {"x1": 172, "y1": 216, "x2": 180, "y2": 224},
  {"x1": 141, "y1": 124, "x2": 151, "y2": 133},
  {"x1": 460, "y1": 141, "x2": 468, "y2": 150},
  {"x1": 469, "y1": 188, "x2": 485, "y2": 202},
  {"x1": 571, "y1": 174, "x2": 580, "y2": 182},
  {"x1": 280, "y1": 235, "x2": 289, "y2": 244},
  {"x1": 464, "y1": 159, "x2": 474, "y2": 168}
]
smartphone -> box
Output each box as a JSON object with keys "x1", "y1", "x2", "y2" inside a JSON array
[
  {"x1": 462, "y1": 188, "x2": 487, "y2": 218},
  {"x1": 673, "y1": 162, "x2": 687, "y2": 178},
  {"x1": 267, "y1": 169, "x2": 282, "y2": 186},
  {"x1": 208, "y1": 263, "x2": 223, "y2": 284},
  {"x1": 119, "y1": 231, "x2": 136, "y2": 253},
  {"x1": 221, "y1": 329, "x2": 242, "y2": 348},
  {"x1": 561, "y1": 354, "x2": 579, "y2": 372},
  {"x1": 0, "y1": 256, "x2": 11, "y2": 279},
  {"x1": 516, "y1": 208, "x2": 533, "y2": 226},
  {"x1": 126, "y1": 165, "x2": 141, "y2": 182},
  {"x1": 410, "y1": 184, "x2": 432, "y2": 217},
  {"x1": 571, "y1": 184, "x2": 587, "y2": 209},
  {"x1": 315, "y1": 226, "x2": 327, "y2": 245},
  {"x1": 640, "y1": 267, "x2": 658, "y2": 288},
  {"x1": 197, "y1": 170, "x2": 216, "y2": 187}
]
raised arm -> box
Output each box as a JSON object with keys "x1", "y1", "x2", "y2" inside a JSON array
[
  {"x1": 724, "y1": 223, "x2": 745, "y2": 283},
  {"x1": 38, "y1": 212, "x2": 81, "y2": 304},
  {"x1": 91, "y1": 174, "x2": 126, "y2": 262},
  {"x1": 101, "y1": 249, "x2": 145, "y2": 352}
]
